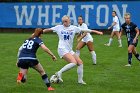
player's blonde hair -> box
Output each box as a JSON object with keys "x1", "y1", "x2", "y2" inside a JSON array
[
  {"x1": 62, "y1": 15, "x2": 70, "y2": 21},
  {"x1": 124, "y1": 13, "x2": 131, "y2": 18}
]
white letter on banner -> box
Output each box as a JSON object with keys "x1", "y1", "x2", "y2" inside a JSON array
[
  {"x1": 81, "y1": 5, "x2": 94, "y2": 26},
  {"x1": 52, "y1": 5, "x2": 62, "y2": 25},
  {"x1": 96, "y1": 5, "x2": 109, "y2": 26},
  {"x1": 37, "y1": 5, "x2": 49, "y2": 26},
  {"x1": 112, "y1": 4, "x2": 128, "y2": 24},
  {"x1": 14, "y1": 5, "x2": 35, "y2": 25},
  {"x1": 67, "y1": 5, "x2": 77, "y2": 25}
]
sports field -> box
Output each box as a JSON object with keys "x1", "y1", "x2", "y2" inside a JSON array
[{"x1": 0, "y1": 33, "x2": 140, "y2": 93}]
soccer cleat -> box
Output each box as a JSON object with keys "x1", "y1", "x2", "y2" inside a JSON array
[
  {"x1": 118, "y1": 45, "x2": 122, "y2": 47},
  {"x1": 55, "y1": 72, "x2": 63, "y2": 83},
  {"x1": 48, "y1": 86, "x2": 55, "y2": 91},
  {"x1": 136, "y1": 56, "x2": 140, "y2": 61},
  {"x1": 78, "y1": 81, "x2": 86, "y2": 85},
  {"x1": 104, "y1": 43, "x2": 110, "y2": 46},
  {"x1": 125, "y1": 64, "x2": 131, "y2": 67},
  {"x1": 93, "y1": 63, "x2": 96, "y2": 65},
  {"x1": 17, "y1": 72, "x2": 23, "y2": 84}
]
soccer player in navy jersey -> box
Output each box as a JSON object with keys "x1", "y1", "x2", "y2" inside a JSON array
[
  {"x1": 120, "y1": 13, "x2": 140, "y2": 66},
  {"x1": 16, "y1": 28, "x2": 57, "y2": 91}
]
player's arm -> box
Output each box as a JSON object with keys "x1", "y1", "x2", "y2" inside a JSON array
[
  {"x1": 108, "y1": 22, "x2": 117, "y2": 30},
  {"x1": 81, "y1": 29, "x2": 103, "y2": 35},
  {"x1": 77, "y1": 32, "x2": 87, "y2": 42},
  {"x1": 40, "y1": 44, "x2": 57, "y2": 61},
  {"x1": 133, "y1": 27, "x2": 139, "y2": 43},
  {"x1": 16, "y1": 46, "x2": 23, "y2": 66},
  {"x1": 43, "y1": 28, "x2": 53, "y2": 33}
]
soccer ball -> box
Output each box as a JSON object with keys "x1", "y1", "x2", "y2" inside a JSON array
[{"x1": 50, "y1": 74, "x2": 59, "y2": 83}]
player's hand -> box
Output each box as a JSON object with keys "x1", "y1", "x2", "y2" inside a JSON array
[
  {"x1": 108, "y1": 27, "x2": 111, "y2": 30},
  {"x1": 52, "y1": 55, "x2": 57, "y2": 61},
  {"x1": 98, "y1": 31, "x2": 103, "y2": 35},
  {"x1": 133, "y1": 38, "x2": 137, "y2": 43}
]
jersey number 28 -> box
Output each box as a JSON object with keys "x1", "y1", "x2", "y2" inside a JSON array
[{"x1": 22, "y1": 40, "x2": 34, "y2": 49}]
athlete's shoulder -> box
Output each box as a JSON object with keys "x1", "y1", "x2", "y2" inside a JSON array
[
  {"x1": 121, "y1": 23, "x2": 126, "y2": 27},
  {"x1": 130, "y1": 22, "x2": 137, "y2": 26}
]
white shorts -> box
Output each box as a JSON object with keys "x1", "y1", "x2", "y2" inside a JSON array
[
  {"x1": 81, "y1": 36, "x2": 93, "y2": 43},
  {"x1": 113, "y1": 28, "x2": 120, "y2": 32},
  {"x1": 58, "y1": 48, "x2": 75, "y2": 58}
]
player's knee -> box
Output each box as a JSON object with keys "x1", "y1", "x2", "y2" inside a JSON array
[
  {"x1": 76, "y1": 46, "x2": 80, "y2": 50},
  {"x1": 128, "y1": 48, "x2": 132, "y2": 53}
]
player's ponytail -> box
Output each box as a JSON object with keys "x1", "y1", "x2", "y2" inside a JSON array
[{"x1": 30, "y1": 28, "x2": 43, "y2": 39}]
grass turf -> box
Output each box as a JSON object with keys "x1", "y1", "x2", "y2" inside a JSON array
[{"x1": 0, "y1": 33, "x2": 140, "y2": 93}]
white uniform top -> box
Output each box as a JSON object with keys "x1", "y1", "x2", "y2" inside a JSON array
[
  {"x1": 78, "y1": 23, "x2": 93, "y2": 43},
  {"x1": 113, "y1": 16, "x2": 120, "y2": 31},
  {"x1": 51, "y1": 25, "x2": 81, "y2": 50}
]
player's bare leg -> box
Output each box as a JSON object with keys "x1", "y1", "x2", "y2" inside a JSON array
[
  {"x1": 76, "y1": 41, "x2": 86, "y2": 56},
  {"x1": 125, "y1": 45, "x2": 135, "y2": 66},
  {"x1": 17, "y1": 68, "x2": 28, "y2": 84},
  {"x1": 105, "y1": 31, "x2": 115, "y2": 46},
  {"x1": 73, "y1": 54, "x2": 86, "y2": 85},
  {"x1": 132, "y1": 47, "x2": 140, "y2": 61},
  {"x1": 115, "y1": 31, "x2": 122, "y2": 47},
  {"x1": 56, "y1": 53, "x2": 77, "y2": 82},
  {"x1": 33, "y1": 63, "x2": 54, "y2": 91},
  {"x1": 87, "y1": 41, "x2": 96, "y2": 65}
]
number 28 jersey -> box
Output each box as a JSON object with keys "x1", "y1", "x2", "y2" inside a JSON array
[
  {"x1": 51, "y1": 25, "x2": 81, "y2": 50},
  {"x1": 18, "y1": 37, "x2": 43, "y2": 59}
]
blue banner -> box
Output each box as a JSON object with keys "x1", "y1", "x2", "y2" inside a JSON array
[{"x1": 0, "y1": 1, "x2": 139, "y2": 29}]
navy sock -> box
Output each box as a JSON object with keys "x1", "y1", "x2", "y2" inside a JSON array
[
  {"x1": 128, "y1": 53, "x2": 132, "y2": 64},
  {"x1": 42, "y1": 74, "x2": 50, "y2": 87},
  {"x1": 134, "y1": 53, "x2": 140, "y2": 61}
]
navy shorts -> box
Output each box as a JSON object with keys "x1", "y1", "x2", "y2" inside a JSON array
[
  {"x1": 128, "y1": 38, "x2": 138, "y2": 47},
  {"x1": 17, "y1": 59, "x2": 39, "y2": 69}
]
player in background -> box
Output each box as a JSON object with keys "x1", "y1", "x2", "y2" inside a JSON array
[
  {"x1": 75, "y1": 15, "x2": 102, "y2": 65},
  {"x1": 120, "y1": 13, "x2": 140, "y2": 66},
  {"x1": 104, "y1": 11, "x2": 122, "y2": 47},
  {"x1": 16, "y1": 28, "x2": 57, "y2": 91},
  {"x1": 43, "y1": 15, "x2": 103, "y2": 85}
]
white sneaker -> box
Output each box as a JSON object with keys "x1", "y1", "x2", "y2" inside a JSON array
[
  {"x1": 118, "y1": 45, "x2": 122, "y2": 47},
  {"x1": 55, "y1": 72, "x2": 63, "y2": 83},
  {"x1": 104, "y1": 43, "x2": 110, "y2": 46},
  {"x1": 125, "y1": 64, "x2": 131, "y2": 67},
  {"x1": 78, "y1": 80, "x2": 86, "y2": 85}
]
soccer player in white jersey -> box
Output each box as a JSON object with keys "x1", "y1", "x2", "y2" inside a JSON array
[
  {"x1": 76, "y1": 15, "x2": 102, "y2": 65},
  {"x1": 43, "y1": 15, "x2": 103, "y2": 84},
  {"x1": 104, "y1": 11, "x2": 122, "y2": 47}
]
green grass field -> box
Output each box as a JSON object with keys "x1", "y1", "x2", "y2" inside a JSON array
[{"x1": 1, "y1": 33, "x2": 140, "y2": 93}]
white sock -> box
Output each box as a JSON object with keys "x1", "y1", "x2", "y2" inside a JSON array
[
  {"x1": 76, "y1": 50, "x2": 80, "y2": 56},
  {"x1": 58, "y1": 63, "x2": 76, "y2": 74},
  {"x1": 90, "y1": 51, "x2": 96, "y2": 64},
  {"x1": 118, "y1": 39, "x2": 122, "y2": 46},
  {"x1": 108, "y1": 38, "x2": 113, "y2": 45},
  {"x1": 77, "y1": 64, "x2": 83, "y2": 82}
]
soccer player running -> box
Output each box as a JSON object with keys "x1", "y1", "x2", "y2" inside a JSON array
[
  {"x1": 76, "y1": 15, "x2": 102, "y2": 65},
  {"x1": 104, "y1": 11, "x2": 122, "y2": 47},
  {"x1": 120, "y1": 13, "x2": 140, "y2": 66},
  {"x1": 43, "y1": 15, "x2": 103, "y2": 84},
  {"x1": 16, "y1": 28, "x2": 57, "y2": 91}
]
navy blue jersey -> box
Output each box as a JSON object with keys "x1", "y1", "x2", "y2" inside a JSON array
[
  {"x1": 18, "y1": 37, "x2": 43, "y2": 59},
  {"x1": 121, "y1": 22, "x2": 138, "y2": 41}
]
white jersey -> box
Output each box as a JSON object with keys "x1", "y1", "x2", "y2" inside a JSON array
[
  {"x1": 51, "y1": 25, "x2": 81, "y2": 50},
  {"x1": 78, "y1": 23, "x2": 93, "y2": 43},
  {"x1": 113, "y1": 16, "x2": 120, "y2": 31}
]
